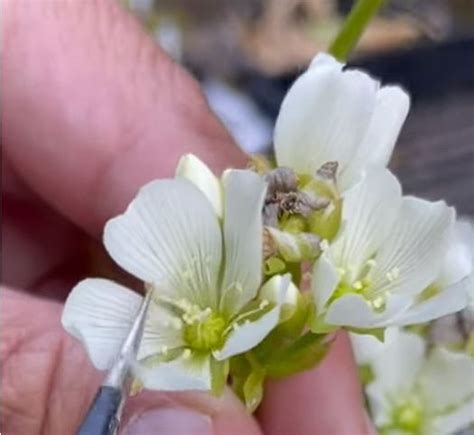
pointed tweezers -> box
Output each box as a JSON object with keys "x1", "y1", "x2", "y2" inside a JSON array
[{"x1": 77, "y1": 291, "x2": 152, "y2": 435}]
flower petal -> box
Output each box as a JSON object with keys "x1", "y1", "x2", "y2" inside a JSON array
[
  {"x1": 343, "y1": 86, "x2": 409, "y2": 188},
  {"x1": 393, "y1": 278, "x2": 469, "y2": 326},
  {"x1": 311, "y1": 253, "x2": 339, "y2": 310},
  {"x1": 419, "y1": 347, "x2": 474, "y2": 413},
  {"x1": 216, "y1": 275, "x2": 289, "y2": 360},
  {"x1": 371, "y1": 197, "x2": 455, "y2": 298},
  {"x1": 62, "y1": 279, "x2": 142, "y2": 370},
  {"x1": 438, "y1": 220, "x2": 473, "y2": 287},
  {"x1": 274, "y1": 53, "x2": 377, "y2": 179},
  {"x1": 137, "y1": 298, "x2": 186, "y2": 360},
  {"x1": 104, "y1": 179, "x2": 222, "y2": 308},
  {"x1": 366, "y1": 330, "x2": 425, "y2": 426},
  {"x1": 175, "y1": 154, "x2": 223, "y2": 218},
  {"x1": 434, "y1": 398, "x2": 474, "y2": 435},
  {"x1": 325, "y1": 293, "x2": 412, "y2": 328},
  {"x1": 350, "y1": 327, "x2": 400, "y2": 366},
  {"x1": 219, "y1": 170, "x2": 267, "y2": 315},
  {"x1": 136, "y1": 353, "x2": 211, "y2": 391},
  {"x1": 332, "y1": 167, "x2": 402, "y2": 273}
]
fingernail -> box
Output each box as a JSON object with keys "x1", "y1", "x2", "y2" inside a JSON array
[{"x1": 123, "y1": 408, "x2": 213, "y2": 435}]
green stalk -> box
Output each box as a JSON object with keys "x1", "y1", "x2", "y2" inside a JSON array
[{"x1": 329, "y1": 0, "x2": 386, "y2": 62}]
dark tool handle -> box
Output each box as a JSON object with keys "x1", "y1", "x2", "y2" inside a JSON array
[{"x1": 78, "y1": 386, "x2": 122, "y2": 435}]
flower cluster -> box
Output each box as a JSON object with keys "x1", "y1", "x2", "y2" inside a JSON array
[
  {"x1": 351, "y1": 327, "x2": 474, "y2": 435},
  {"x1": 62, "y1": 53, "x2": 473, "y2": 412}
]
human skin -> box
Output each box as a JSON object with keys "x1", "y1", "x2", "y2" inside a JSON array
[{"x1": 1, "y1": 1, "x2": 375, "y2": 434}]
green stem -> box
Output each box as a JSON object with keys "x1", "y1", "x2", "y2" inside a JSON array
[{"x1": 329, "y1": 0, "x2": 386, "y2": 62}]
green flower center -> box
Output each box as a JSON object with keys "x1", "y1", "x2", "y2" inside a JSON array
[
  {"x1": 392, "y1": 401, "x2": 424, "y2": 433},
  {"x1": 184, "y1": 312, "x2": 226, "y2": 351},
  {"x1": 328, "y1": 260, "x2": 401, "y2": 313}
]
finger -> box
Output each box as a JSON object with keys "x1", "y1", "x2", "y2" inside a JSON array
[
  {"x1": 1, "y1": 288, "x2": 262, "y2": 435},
  {"x1": 3, "y1": 0, "x2": 246, "y2": 238},
  {"x1": 258, "y1": 332, "x2": 376, "y2": 435}
]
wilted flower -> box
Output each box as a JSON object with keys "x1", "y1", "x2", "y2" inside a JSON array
[
  {"x1": 366, "y1": 329, "x2": 474, "y2": 435},
  {"x1": 62, "y1": 157, "x2": 291, "y2": 392},
  {"x1": 311, "y1": 167, "x2": 469, "y2": 330}
]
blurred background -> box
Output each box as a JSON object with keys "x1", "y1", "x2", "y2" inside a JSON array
[{"x1": 125, "y1": 0, "x2": 474, "y2": 217}]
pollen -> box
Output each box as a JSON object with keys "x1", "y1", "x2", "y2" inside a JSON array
[
  {"x1": 320, "y1": 239, "x2": 329, "y2": 251},
  {"x1": 259, "y1": 299, "x2": 270, "y2": 309},
  {"x1": 386, "y1": 267, "x2": 400, "y2": 282},
  {"x1": 370, "y1": 296, "x2": 386, "y2": 312},
  {"x1": 367, "y1": 259, "x2": 377, "y2": 267}
]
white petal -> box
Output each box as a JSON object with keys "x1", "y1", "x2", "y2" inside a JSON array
[
  {"x1": 372, "y1": 329, "x2": 425, "y2": 394},
  {"x1": 175, "y1": 154, "x2": 223, "y2": 218},
  {"x1": 366, "y1": 330, "x2": 425, "y2": 427},
  {"x1": 349, "y1": 332, "x2": 385, "y2": 366},
  {"x1": 62, "y1": 279, "x2": 142, "y2": 370},
  {"x1": 351, "y1": 327, "x2": 401, "y2": 366},
  {"x1": 216, "y1": 275, "x2": 289, "y2": 360},
  {"x1": 438, "y1": 220, "x2": 473, "y2": 287},
  {"x1": 419, "y1": 347, "x2": 474, "y2": 413},
  {"x1": 137, "y1": 298, "x2": 186, "y2": 360},
  {"x1": 274, "y1": 55, "x2": 377, "y2": 178},
  {"x1": 308, "y1": 52, "x2": 344, "y2": 70},
  {"x1": 311, "y1": 253, "x2": 339, "y2": 310},
  {"x1": 332, "y1": 168, "x2": 402, "y2": 273},
  {"x1": 393, "y1": 278, "x2": 469, "y2": 326},
  {"x1": 371, "y1": 197, "x2": 455, "y2": 298},
  {"x1": 258, "y1": 274, "x2": 300, "y2": 322},
  {"x1": 343, "y1": 86, "x2": 409, "y2": 188},
  {"x1": 325, "y1": 293, "x2": 412, "y2": 328},
  {"x1": 136, "y1": 353, "x2": 211, "y2": 391},
  {"x1": 434, "y1": 399, "x2": 474, "y2": 434},
  {"x1": 104, "y1": 179, "x2": 222, "y2": 309},
  {"x1": 366, "y1": 382, "x2": 392, "y2": 427},
  {"x1": 219, "y1": 170, "x2": 267, "y2": 315}
]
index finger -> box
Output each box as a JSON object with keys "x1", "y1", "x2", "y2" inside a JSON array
[{"x1": 2, "y1": 0, "x2": 246, "y2": 237}]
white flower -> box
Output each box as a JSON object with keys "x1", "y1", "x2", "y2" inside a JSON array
[
  {"x1": 274, "y1": 53, "x2": 410, "y2": 191},
  {"x1": 394, "y1": 219, "x2": 474, "y2": 326},
  {"x1": 62, "y1": 156, "x2": 291, "y2": 391},
  {"x1": 350, "y1": 327, "x2": 399, "y2": 366},
  {"x1": 447, "y1": 219, "x2": 474, "y2": 312},
  {"x1": 366, "y1": 329, "x2": 474, "y2": 435},
  {"x1": 311, "y1": 167, "x2": 469, "y2": 330}
]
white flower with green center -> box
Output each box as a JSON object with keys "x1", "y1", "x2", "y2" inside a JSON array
[
  {"x1": 274, "y1": 53, "x2": 410, "y2": 192},
  {"x1": 62, "y1": 157, "x2": 291, "y2": 392},
  {"x1": 311, "y1": 167, "x2": 469, "y2": 330},
  {"x1": 366, "y1": 329, "x2": 474, "y2": 435}
]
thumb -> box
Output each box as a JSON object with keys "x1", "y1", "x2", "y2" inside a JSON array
[{"x1": 1, "y1": 288, "x2": 262, "y2": 435}]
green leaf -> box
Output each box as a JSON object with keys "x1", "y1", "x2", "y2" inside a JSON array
[
  {"x1": 243, "y1": 369, "x2": 266, "y2": 413},
  {"x1": 210, "y1": 358, "x2": 229, "y2": 396},
  {"x1": 265, "y1": 332, "x2": 331, "y2": 378}
]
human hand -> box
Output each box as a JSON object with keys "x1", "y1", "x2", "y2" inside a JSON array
[{"x1": 1, "y1": 1, "x2": 375, "y2": 433}]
